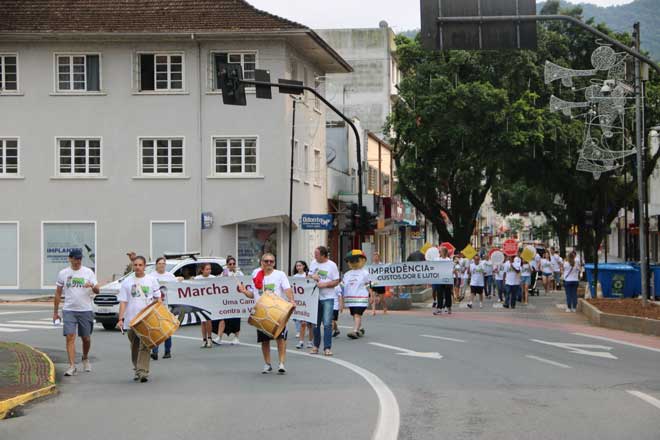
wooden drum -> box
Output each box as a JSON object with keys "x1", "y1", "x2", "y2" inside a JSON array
[
  {"x1": 248, "y1": 291, "x2": 294, "y2": 339},
  {"x1": 129, "y1": 301, "x2": 180, "y2": 349}
]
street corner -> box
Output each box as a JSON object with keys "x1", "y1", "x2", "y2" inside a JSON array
[{"x1": 0, "y1": 342, "x2": 57, "y2": 420}]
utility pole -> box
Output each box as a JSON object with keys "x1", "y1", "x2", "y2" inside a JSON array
[
  {"x1": 288, "y1": 98, "x2": 298, "y2": 276},
  {"x1": 633, "y1": 22, "x2": 649, "y2": 306}
]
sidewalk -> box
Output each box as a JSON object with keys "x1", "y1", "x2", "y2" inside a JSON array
[
  {"x1": 0, "y1": 342, "x2": 56, "y2": 419},
  {"x1": 0, "y1": 293, "x2": 53, "y2": 303}
]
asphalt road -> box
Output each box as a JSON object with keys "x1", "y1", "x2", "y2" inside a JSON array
[{"x1": 1, "y1": 293, "x2": 659, "y2": 440}]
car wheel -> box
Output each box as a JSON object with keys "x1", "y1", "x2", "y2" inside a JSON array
[{"x1": 102, "y1": 322, "x2": 117, "y2": 331}]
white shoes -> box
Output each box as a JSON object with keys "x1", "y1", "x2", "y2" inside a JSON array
[
  {"x1": 64, "y1": 365, "x2": 77, "y2": 376},
  {"x1": 262, "y1": 364, "x2": 272, "y2": 374},
  {"x1": 230, "y1": 335, "x2": 240, "y2": 345},
  {"x1": 296, "y1": 341, "x2": 304, "y2": 349},
  {"x1": 278, "y1": 363, "x2": 286, "y2": 374},
  {"x1": 306, "y1": 341, "x2": 313, "y2": 349},
  {"x1": 82, "y1": 359, "x2": 92, "y2": 372}
]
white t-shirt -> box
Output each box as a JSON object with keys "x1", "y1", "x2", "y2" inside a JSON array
[
  {"x1": 56, "y1": 266, "x2": 97, "y2": 312},
  {"x1": 222, "y1": 269, "x2": 244, "y2": 277},
  {"x1": 540, "y1": 258, "x2": 552, "y2": 274},
  {"x1": 310, "y1": 259, "x2": 340, "y2": 301},
  {"x1": 194, "y1": 274, "x2": 216, "y2": 280},
  {"x1": 563, "y1": 262, "x2": 580, "y2": 282},
  {"x1": 521, "y1": 263, "x2": 532, "y2": 277},
  {"x1": 342, "y1": 268, "x2": 371, "y2": 308},
  {"x1": 551, "y1": 255, "x2": 562, "y2": 272},
  {"x1": 533, "y1": 254, "x2": 542, "y2": 271},
  {"x1": 504, "y1": 258, "x2": 522, "y2": 286},
  {"x1": 253, "y1": 269, "x2": 291, "y2": 301},
  {"x1": 460, "y1": 259, "x2": 470, "y2": 279},
  {"x1": 494, "y1": 264, "x2": 504, "y2": 281},
  {"x1": 469, "y1": 262, "x2": 485, "y2": 287},
  {"x1": 118, "y1": 274, "x2": 161, "y2": 329},
  {"x1": 333, "y1": 285, "x2": 343, "y2": 311},
  {"x1": 151, "y1": 271, "x2": 177, "y2": 305},
  {"x1": 483, "y1": 260, "x2": 493, "y2": 276}
]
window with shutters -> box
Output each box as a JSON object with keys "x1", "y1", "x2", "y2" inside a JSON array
[
  {"x1": 136, "y1": 52, "x2": 184, "y2": 92},
  {"x1": 0, "y1": 54, "x2": 19, "y2": 94},
  {"x1": 210, "y1": 51, "x2": 256, "y2": 90},
  {"x1": 55, "y1": 54, "x2": 101, "y2": 93}
]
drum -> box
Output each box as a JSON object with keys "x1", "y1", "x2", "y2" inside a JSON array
[
  {"x1": 248, "y1": 291, "x2": 294, "y2": 339},
  {"x1": 129, "y1": 301, "x2": 180, "y2": 349}
]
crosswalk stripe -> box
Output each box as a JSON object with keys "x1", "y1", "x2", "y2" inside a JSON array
[
  {"x1": 0, "y1": 310, "x2": 51, "y2": 316},
  {"x1": 9, "y1": 320, "x2": 57, "y2": 325},
  {"x1": 0, "y1": 327, "x2": 27, "y2": 333},
  {"x1": 0, "y1": 323, "x2": 57, "y2": 330}
]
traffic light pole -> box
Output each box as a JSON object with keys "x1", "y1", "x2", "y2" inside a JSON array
[
  {"x1": 240, "y1": 79, "x2": 365, "y2": 243},
  {"x1": 434, "y1": 14, "x2": 658, "y2": 304}
]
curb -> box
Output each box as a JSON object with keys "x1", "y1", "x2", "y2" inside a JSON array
[
  {"x1": 0, "y1": 343, "x2": 57, "y2": 419},
  {"x1": 578, "y1": 299, "x2": 660, "y2": 336}
]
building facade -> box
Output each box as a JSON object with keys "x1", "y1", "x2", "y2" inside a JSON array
[{"x1": 0, "y1": 0, "x2": 351, "y2": 290}]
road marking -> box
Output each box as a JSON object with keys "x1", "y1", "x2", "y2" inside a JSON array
[
  {"x1": 0, "y1": 327, "x2": 27, "y2": 333},
  {"x1": 420, "y1": 334, "x2": 466, "y2": 343},
  {"x1": 0, "y1": 310, "x2": 51, "y2": 316},
  {"x1": 8, "y1": 320, "x2": 58, "y2": 325},
  {"x1": 573, "y1": 333, "x2": 660, "y2": 354},
  {"x1": 525, "y1": 355, "x2": 572, "y2": 369},
  {"x1": 0, "y1": 323, "x2": 56, "y2": 330},
  {"x1": 531, "y1": 339, "x2": 617, "y2": 359},
  {"x1": 338, "y1": 325, "x2": 354, "y2": 329},
  {"x1": 627, "y1": 390, "x2": 660, "y2": 411},
  {"x1": 492, "y1": 303, "x2": 504, "y2": 309},
  {"x1": 173, "y1": 334, "x2": 400, "y2": 440},
  {"x1": 369, "y1": 342, "x2": 443, "y2": 359}
]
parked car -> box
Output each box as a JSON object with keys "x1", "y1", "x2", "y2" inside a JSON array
[{"x1": 93, "y1": 253, "x2": 226, "y2": 330}]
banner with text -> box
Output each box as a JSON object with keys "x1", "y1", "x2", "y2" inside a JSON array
[
  {"x1": 164, "y1": 276, "x2": 318, "y2": 324},
  {"x1": 367, "y1": 261, "x2": 454, "y2": 286}
]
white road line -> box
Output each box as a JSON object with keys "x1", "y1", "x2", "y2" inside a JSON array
[
  {"x1": 0, "y1": 327, "x2": 27, "y2": 333},
  {"x1": 420, "y1": 334, "x2": 466, "y2": 343},
  {"x1": 0, "y1": 310, "x2": 51, "y2": 316},
  {"x1": 338, "y1": 325, "x2": 353, "y2": 329},
  {"x1": 573, "y1": 333, "x2": 660, "y2": 354},
  {"x1": 0, "y1": 323, "x2": 56, "y2": 330},
  {"x1": 9, "y1": 320, "x2": 58, "y2": 325},
  {"x1": 626, "y1": 390, "x2": 660, "y2": 411},
  {"x1": 172, "y1": 334, "x2": 400, "y2": 440},
  {"x1": 525, "y1": 355, "x2": 572, "y2": 369},
  {"x1": 368, "y1": 342, "x2": 443, "y2": 359},
  {"x1": 531, "y1": 339, "x2": 618, "y2": 359}
]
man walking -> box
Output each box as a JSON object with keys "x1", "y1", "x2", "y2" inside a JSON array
[
  {"x1": 117, "y1": 256, "x2": 161, "y2": 383},
  {"x1": 53, "y1": 249, "x2": 99, "y2": 376},
  {"x1": 503, "y1": 253, "x2": 522, "y2": 309},
  {"x1": 309, "y1": 246, "x2": 340, "y2": 356}
]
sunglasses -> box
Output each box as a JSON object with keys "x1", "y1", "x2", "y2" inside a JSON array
[
  {"x1": 262, "y1": 259, "x2": 275, "y2": 264},
  {"x1": 227, "y1": 262, "x2": 236, "y2": 266}
]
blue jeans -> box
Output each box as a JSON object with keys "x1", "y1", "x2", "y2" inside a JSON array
[
  {"x1": 496, "y1": 280, "x2": 504, "y2": 301},
  {"x1": 564, "y1": 281, "x2": 579, "y2": 310},
  {"x1": 152, "y1": 337, "x2": 172, "y2": 354},
  {"x1": 313, "y1": 299, "x2": 334, "y2": 350},
  {"x1": 505, "y1": 284, "x2": 520, "y2": 308},
  {"x1": 484, "y1": 276, "x2": 493, "y2": 297}
]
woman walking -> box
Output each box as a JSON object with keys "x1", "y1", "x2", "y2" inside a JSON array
[
  {"x1": 540, "y1": 251, "x2": 553, "y2": 295},
  {"x1": 219, "y1": 256, "x2": 243, "y2": 344},
  {"x1": 434, "y1": 247, "x2": 454, "y2": 315},
  {"x1": 195, "y1": 263, "x2": 216, "y2": 348},
  {"x1": 150, "y1": 257, "x2": 176, "y2": 360},
  {"x1": 563, "y1": 252, "x2": 580, "y2": 312},
  {"x1": 292, "y1": 260, "x2": 314, "y2": 349},
  {"x1": 521, "y1": 260, "x2": 532, "y2": 304}
]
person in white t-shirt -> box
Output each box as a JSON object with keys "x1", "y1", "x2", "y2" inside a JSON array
[
  {"x1": 343, "y1": 250, "x2": 373, "y2": 340},
  {"x1": 459, "y1": 256, "x2": 470, "y2": 300},
  {"x1": 540, "y1": 250, "x2": 553, "y2": 295},
  {"x1": 521, "y1": 260, "x2": 532, "y2": 304},
  {"x1": 503, "y1": 253, "x2": 522, "y2": 309},
  {"x1": 150, "y1": 257, "x2": 177, "y2": 360},
  {"x1": 238, "y1": 253, "x2": 295, "y2": 374},
  {"x1": 292, "y1": 260, "x2": 314, "y2": 350},
  {"x1": 309, "y1": 246, "x2": 340, "y2": 356},
  {"x1": 483, "y1": 256, "x2": 494, "y2": 299},
  {"x1": 493, "y1": 261, "x2": 505, "y2": 302},
  {"x1": 218, "y1": 256, "x2": 244, "y2": 345},
  {"x1": 117, "y1": 256, "x2": 161, "y2": 383},
  {"x1": 332, "y1": 284, "x2": 343, "y2": 338},
  {"x1": 433, "y1": 247, "x2": 454, "y2": 315},
  {"x1": 550, "y1": 248, "x2": 563, "y2": 290},
  {"x1": 468, "y1": 255, "x2": 485, "y2": 309},
  {"x1": 563, "y1": 251, "x2": 581, "y2": 312},
  {"x1": 195, "y1": 263, "x2": 216, "y2": 348},
  {"x1": 53, "y1": 248, "x2": 100, "y2": 377}
]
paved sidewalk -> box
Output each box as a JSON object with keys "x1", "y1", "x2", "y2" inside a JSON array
[{"x1": 0, "y1": 342, "x2": 56, "y2": 419}]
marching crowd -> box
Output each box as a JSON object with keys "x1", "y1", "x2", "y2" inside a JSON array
[
  {"x1": 431, "y1": 246, "x2": 583, "y2": 315},
  {"x1": 52, "y1": 243, "x2": 582, "y2": 383}
]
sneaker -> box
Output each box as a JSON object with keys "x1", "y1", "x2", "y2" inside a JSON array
[
  {"x1": 133, "y1": 374, "x2": 140, "y2": 382},
  {"x1": 479, "y1": 302, "x2": 483, "y2": 309},
  {"x1": 163, "y1": 352, "x2": 172, "y2": 359},
  {"x1": 295, "y1": 332, "x2": 300, "y2": 338},
  {"x1": 150, "y1": 352, "x2": 158, "y2": 361},
  {"x1": 332, "y1": 330, "x2": 340, "y2": 337},
  {"x1": 231, "y1": 335, "x2": 240, "y2": 345},
  {"x1": 447, "y1": 309, "x2": 452, "y2": 315},
  {"x1": 262, "y1": 364, "x2": 273, "y2": 374},
  {"x1": 64, "y1": 366, "x2": 77, "y2": 376},
  {"x1": 347, "y1": 332, "x2": 358, "y2": 339},
  {"x1": 433, "y1": 310, "x2": 443, "y2": 316},
  {"x1": 571, "y1": 309, "x2": 576, "y2": 313},
  {"x1": 82, "y1": 359, "x2": 92, "y2": 372},
  {"x1": 565, "y1": 308, "x2": 572, "y2": 313},
  {"x1": 296, "y1": 341, "x2": 304, "y2": 349},
  {"x1": 278, "y1": 363, "x2": 287, "y2": 374},
  {"x1": 201, "y1": 340, "x2": 208, "y2": 348},
  {"x1": 306, "y1": 341, "x2": 314, "y2": 349},
  {"x1": 359, "y1": 328, "x2": 365, "y2": 336},
  {"x1": 139, "y1": 375, "x2": 149, "y2": 383},
  {"x1": 432, "y1": 301, "x2": 437, "y2": 308},
  {"x1": 467, "y1": 303, "x2": 472, "y2": 309}
]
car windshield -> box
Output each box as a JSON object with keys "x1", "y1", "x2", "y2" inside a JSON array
[{"x1": 118, "y1": 263, "x2": 177, "y2": 282}]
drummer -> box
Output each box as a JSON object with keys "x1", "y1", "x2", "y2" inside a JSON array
[
  {"x1": 238, "y1": 253, "x2": 295, "y2": 374},
  {"x1": 116, "y1": 256, "x2": 161, "y2": 383}
]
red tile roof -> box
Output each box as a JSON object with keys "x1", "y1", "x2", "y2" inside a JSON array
[{"x1": 0, "y1": 0, "x2": 307, "y2": 33}]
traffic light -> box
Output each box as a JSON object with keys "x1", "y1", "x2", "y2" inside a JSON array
[
  {"x1": 348, "y1": 203, "x2": 358, "y2": 231},
  {"x1": 359, "y1": 206, "x2": 378, "y2": 233},
  {"x1": 218, "y1": 63, "x2": 246, "y2": 106}
]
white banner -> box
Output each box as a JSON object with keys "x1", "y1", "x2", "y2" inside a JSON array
[
  {"x1": 367, "y1": 261, "x2": 454, "y2": 286},
  {"x1": 164, "y1": 276, "x2": 318, "y2": 324}
]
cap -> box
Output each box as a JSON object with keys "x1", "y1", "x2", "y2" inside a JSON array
[
  {"x1": 69, "y1": 249, "x2": 83, "y2": 259},
  {"x1": 345, "y1": 249, "x2": 366, "y2": 260}
]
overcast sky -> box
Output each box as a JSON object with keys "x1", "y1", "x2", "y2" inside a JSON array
[{"x1": 248, "y1": 0, "x2": 635, "y2": 32}]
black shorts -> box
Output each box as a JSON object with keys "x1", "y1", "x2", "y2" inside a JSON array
[
  {"x1": 372, "y1": 286, "x2": 386, "y2": 295},
  {"x1": 471, "y1": 286, "x2": 484, "y2": 294},
  {"x1": 454, "y1": 278, "x2": 461, "y2": 288},
  {"x1": 349, "y1": 307, "x2": 367, "y2": 316},
  {"x1": 211, "y1": 319, "x2": 241, "y2": 335},
  {"x1": 257, "y1": 328, "x2": 287, "y2": 343},
  {"x1": 333, "y1": 310, "x2": 339, "y2": 321}
]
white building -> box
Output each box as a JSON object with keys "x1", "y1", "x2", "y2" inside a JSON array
[{"x1": 0, "y1": 0, "x2": 351, "y2": 291}]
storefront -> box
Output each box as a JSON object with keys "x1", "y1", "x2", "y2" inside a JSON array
[{"x1": 41, "y1": 221, "x2": 96, "y2": 288}]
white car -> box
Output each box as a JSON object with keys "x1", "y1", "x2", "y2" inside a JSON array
[{"x1": 93, "y1": 253, "x2": 227, "y2": 330}]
